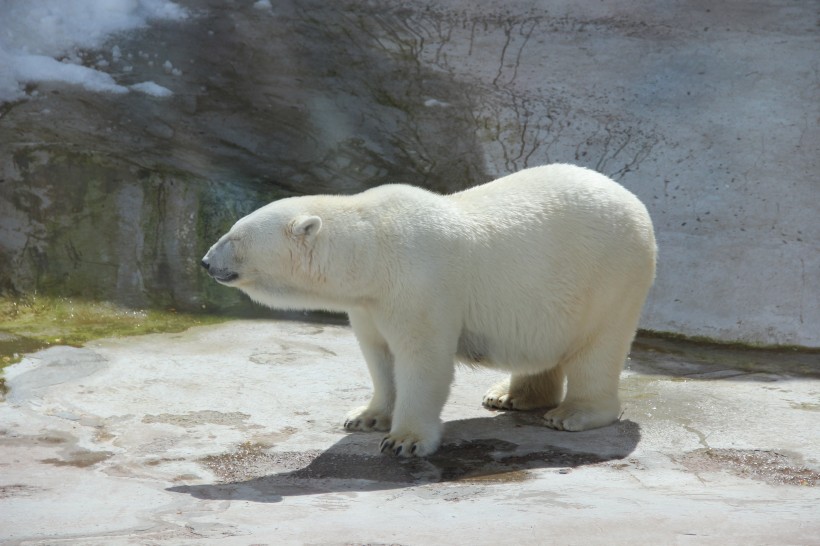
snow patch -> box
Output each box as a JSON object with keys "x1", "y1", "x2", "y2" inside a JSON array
[
  {"x1": 130, "y1": 81, "x2": 173, "y2": 98},
  {"x1": 424, "y1": 98, "x2": 450, "y2": 108},
  {"x1": 0, "y1": 0, "x2": 188, "y2": 103},
  {"x1": 10, "y1": 54, "x2": 129, "y2": 95}
]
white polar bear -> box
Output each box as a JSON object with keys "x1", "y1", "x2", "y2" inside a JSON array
[{"x1": 202, "y1": 164, "x2": 656, "y2": 457}]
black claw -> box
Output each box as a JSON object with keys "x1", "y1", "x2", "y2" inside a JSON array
[
  {"x1": 367, "y1": 419, "x2": 376, "y2": 428},
  {"x1": 411, "y1": 444, "x2": 418, "y2": 455},
  {"x1": 380, "y1": 437, "x2": 392, "y2": 453},
  {"x1": 394, "y1": 445, "x2": 403, "y2": 456}
]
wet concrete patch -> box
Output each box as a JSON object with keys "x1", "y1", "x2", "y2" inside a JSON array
[
  {"x1": 144, "y1": 457, "x2": 185, "y2": 467},
  {"x1": 31, "y1": 434, "x2": 69, "y2": 445},
  {"x1": 41, "y1": 449, "x2": 114, "y2": 468},
  {"x1": 681, "y1": 448, "x2": 820, "y2": 487},
  {"x1": 0, "y1": 430, "x2": 73, "y2": 447},
  {"x1": 631, "y1": 336, "x2": 820, "y2": 379},
  {"x1": 790, "y1": 402, "x2": 820, "y2": 412},
  {"x1": 249, "y1": 338, "x2": 338, "y2": 365},
  {"x1": 0, "y1": 484, "x2": 44, "y2": 498},
  {"x1": 4, "y1": 347, "x2": 107, "y2": 403},
  {"x1": 142, "y1": 410, "x2": 261, "y2": 429},
  {"x1": 0, "y1": 332, "x2": 48, "y2": 368},
  {"x1": 0, "y1": 429, "x2": 115, "y2": 469}
]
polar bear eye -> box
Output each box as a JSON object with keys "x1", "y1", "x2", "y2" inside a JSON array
[{"x1": 225, "y1": 233, "x2": 246, "y2": 249}]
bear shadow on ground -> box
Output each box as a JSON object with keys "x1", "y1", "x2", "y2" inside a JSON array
[{"x1": 168, "y1": 412, "x2": 641, "y2": 503}]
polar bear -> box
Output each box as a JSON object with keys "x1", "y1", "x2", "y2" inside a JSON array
[{"x1": 202, "y1": 164, "x2": 656, "y2": 457}]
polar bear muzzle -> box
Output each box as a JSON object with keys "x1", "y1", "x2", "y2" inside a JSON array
[
  {"x1": 200, "y1": 257, "x2": 239, "y2": 284},
  {"x1": 201, "y1": 239, "x2": 241, "y2": 285}
]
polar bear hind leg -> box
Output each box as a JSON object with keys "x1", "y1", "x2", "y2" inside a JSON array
[
  {"x1": 542, "y1": 328, "x2": 632, "y2": 431},
  {"x1": 482, "y1": 366, "x2": 565, "y2": 411}
]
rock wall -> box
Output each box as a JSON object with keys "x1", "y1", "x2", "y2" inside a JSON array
[
  {"x1": 0, "y1": 0, "x2": 817, "y2": 345},
  {"x1": 0, "y1": 1, "x2": 489, "y2": 311}
]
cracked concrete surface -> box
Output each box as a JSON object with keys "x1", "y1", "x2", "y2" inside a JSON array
[{"x1": 1, "y1": 320, "x2": 818, "y2": 544}]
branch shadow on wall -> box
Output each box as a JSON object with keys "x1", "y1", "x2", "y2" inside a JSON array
[{"x1": 167, "y1": 412, "x2": 641, "y2": 504}]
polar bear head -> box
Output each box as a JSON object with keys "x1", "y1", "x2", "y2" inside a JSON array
[{"x1": 202, "y1": 196, "x2": 378, "y2": 312}]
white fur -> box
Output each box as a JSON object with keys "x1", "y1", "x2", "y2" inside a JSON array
[{"x1": 203, "y1": 164, "x2": 656, "y2": 457}]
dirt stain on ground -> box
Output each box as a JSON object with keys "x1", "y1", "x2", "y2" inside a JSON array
[
  {"x1": 41, "y1": 449, "x2": 113, "y2": 468},
  {"x1": 681, "y1": 448, "x2": 819, "y2": 487},
  {"x1": 0, "y1": 484, "x2": 44, "y2": 498}
]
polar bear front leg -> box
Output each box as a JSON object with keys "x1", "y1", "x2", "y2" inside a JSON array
[
  {"x1": 345, "y1": 311, "x2": 395, "y2": 432},
  {"x1": 378, "y1": 342, "x2": 455, "y2": 457},
  {"x1": 343, "y1": 344, "x2": 393, "y2": 431}
]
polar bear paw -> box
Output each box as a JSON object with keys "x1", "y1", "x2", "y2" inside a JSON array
[
  {"x1": 542, "y1": 402, "x2": 618, "y2": 432},
  {"x1": 379, "y1": 429, "x2": 440, "y2": 458},
  {"x1": 482, "y1": 380, "x2": 541, "y2": 411},
  {"x1": 482, "y1": 388, "x2": 517, "y2": 410},
  {"x1": 344, "y1": 406, "x2": 391, "y2": 432}
]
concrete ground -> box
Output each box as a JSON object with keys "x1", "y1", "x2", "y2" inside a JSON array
[{"x1": 1, "y1": 319, "x2": 818, "y2": 545}]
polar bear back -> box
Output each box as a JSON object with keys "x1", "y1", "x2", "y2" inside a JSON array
[{"x1": 444, "y1": 164, "x2": 656, "y2": 372}]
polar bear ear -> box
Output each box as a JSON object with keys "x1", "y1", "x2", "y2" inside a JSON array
[{"x1": 291, "y1": 215, "x2": 323, "y2": 238}]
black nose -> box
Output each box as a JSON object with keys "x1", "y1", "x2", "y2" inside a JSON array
[{"x1": 201, "y1": 258, "x2": 210, "y2": 271}]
